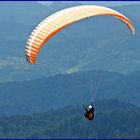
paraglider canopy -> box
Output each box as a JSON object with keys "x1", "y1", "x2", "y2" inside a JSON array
[{"x1": 25, "y1": 5, "x2": 135, "y2": 64}]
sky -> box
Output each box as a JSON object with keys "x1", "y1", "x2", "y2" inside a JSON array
[{"x1": 38, "y1": 1, "x2": 140, "y2": 7}]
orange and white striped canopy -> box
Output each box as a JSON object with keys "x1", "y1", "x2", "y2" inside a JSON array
[{"x1": 25, "y1": 5, "x2": 135, "y2": 64}]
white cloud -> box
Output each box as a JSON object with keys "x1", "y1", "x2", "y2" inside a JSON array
[{"x1": 38, "y1": 1, "x2": 54, "y2": 6}]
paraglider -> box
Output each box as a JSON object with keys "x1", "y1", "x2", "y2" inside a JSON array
[
  {"x1": 25, "y1": 5, "x2": 135, "y2": 121},
  {"x1": 25, "y1": 5, "x2": 135, "y2": 64}
]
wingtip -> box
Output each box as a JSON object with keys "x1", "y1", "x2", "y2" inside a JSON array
[{"x1": 132, "y1": 29, "x2": 135, "y2": 35}]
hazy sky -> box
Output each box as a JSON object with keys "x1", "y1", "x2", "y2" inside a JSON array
[{"x1": 38, "y1": 1, "x2": 140, "y2": 7}]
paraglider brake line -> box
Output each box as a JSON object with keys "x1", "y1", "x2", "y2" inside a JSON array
[{"x1": 83, "y1": 104, "x2": 87, "y2": 112}]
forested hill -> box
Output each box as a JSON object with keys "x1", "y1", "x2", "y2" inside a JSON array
[
  {"x1": 0, "y1": 99, "x2": 140, "y2": 139},
  {"x1": 0, "y1": 70, "x2": 140, "y2": 115}
]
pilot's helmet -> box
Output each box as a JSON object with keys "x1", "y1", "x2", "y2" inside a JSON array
[{"x1": 88, "y1": 105, "x2": 92, "y2": 109}]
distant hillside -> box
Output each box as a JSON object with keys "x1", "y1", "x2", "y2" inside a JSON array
[
  {"x1": 0, "y1": 99, "x2": 140, "y2": 138},
  {"x1": 0, "y1": 2, "x2": 140, "y2": 82},
  {"x1": 0, "y1": 70, "x2": 140, "y2": 115},
  {"x1": 114, "y1": 4, "x2": 140, "y2": 19}
]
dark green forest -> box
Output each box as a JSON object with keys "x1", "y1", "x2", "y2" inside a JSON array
[{"x1": 0, "y1": 99, "x2": 139, "y2": 138}]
